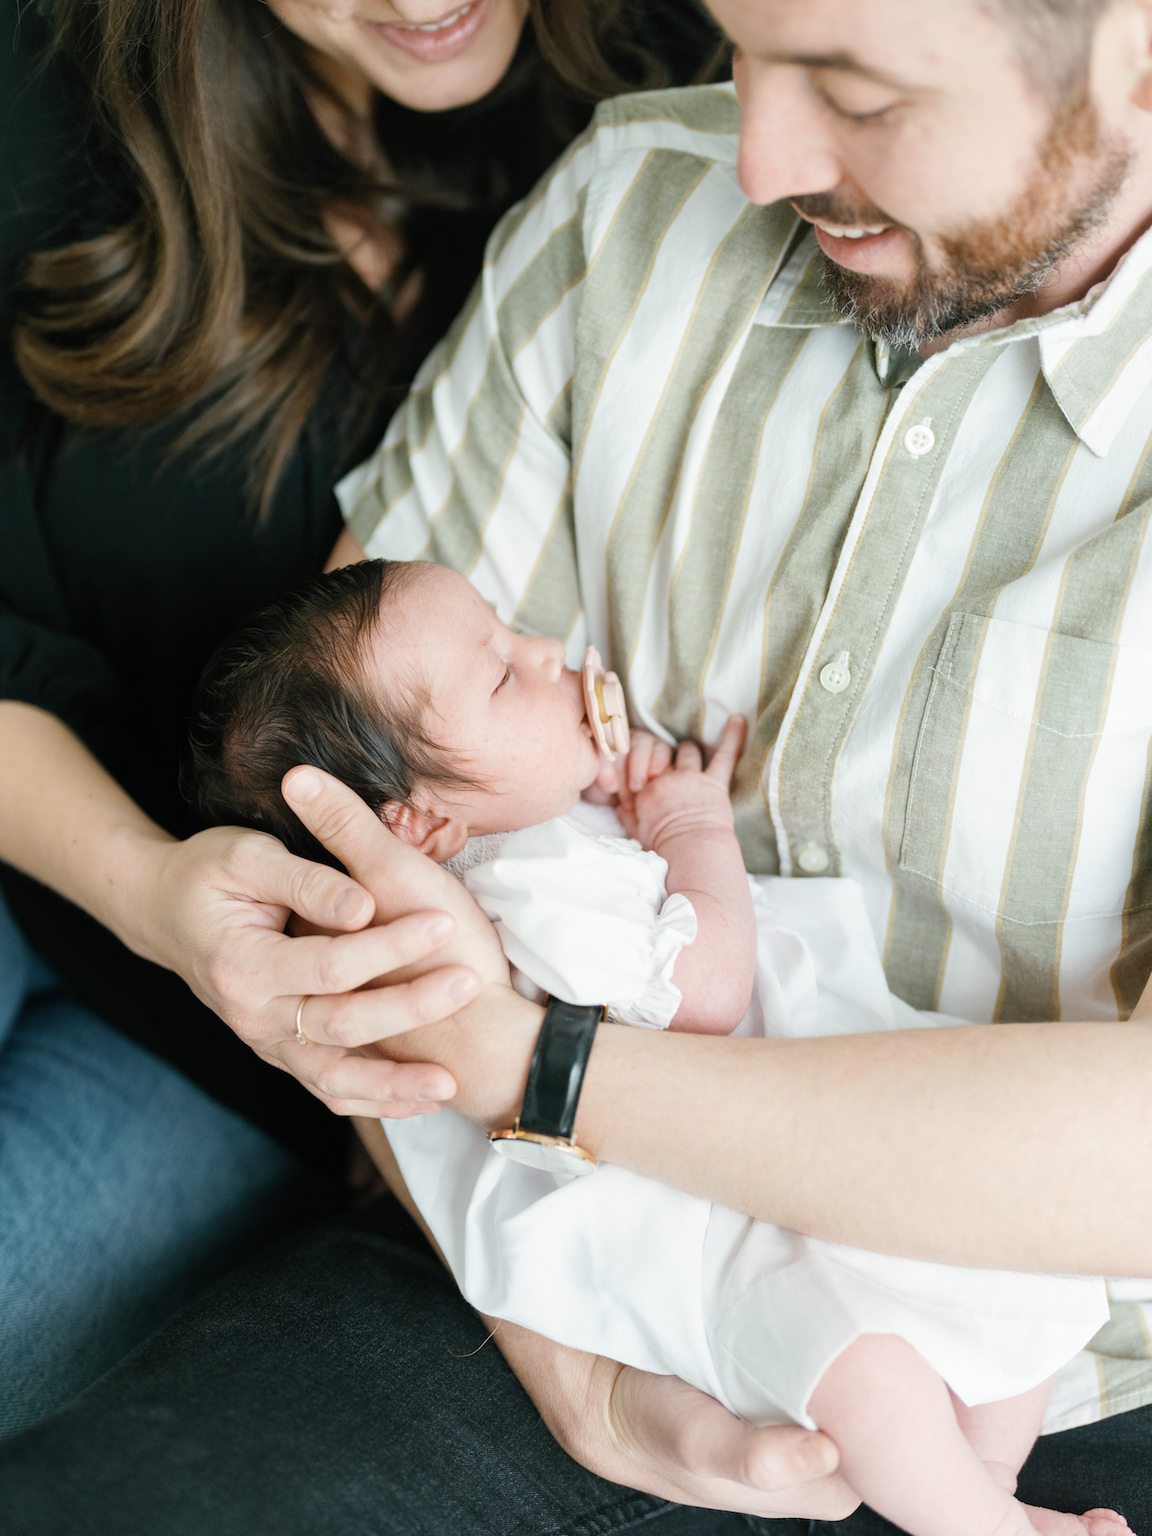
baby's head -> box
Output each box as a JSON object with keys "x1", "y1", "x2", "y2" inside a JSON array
[{"x1": 190, "y1": 559, "x2": 605, "y2": 864}]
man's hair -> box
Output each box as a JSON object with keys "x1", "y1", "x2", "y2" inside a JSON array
[
  {"x1": 992, "y1": 0, "x2": 1111, "y2": 100},
  {"x1": 188, "y1": 559, "x2": 469, "y2": 864}
]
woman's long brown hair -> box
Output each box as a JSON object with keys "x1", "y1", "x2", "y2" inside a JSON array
[{"x1": 12, "y1": 0, "x2": 678, "y2": 515}]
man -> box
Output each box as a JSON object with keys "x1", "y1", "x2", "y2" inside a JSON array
[{"x1": 6, "y1": 2, "x2": 1152, "y2": 1532}]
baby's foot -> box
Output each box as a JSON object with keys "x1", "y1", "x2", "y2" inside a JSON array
[{"x1": 1021, "y1": 1503, "x2": 1130, "y2": 1536}]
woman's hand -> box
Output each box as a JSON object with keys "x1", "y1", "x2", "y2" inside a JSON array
[
  {"x1": 0, "y1": 704, "x2": 488, "y2": 1120},
  {"x1": 493, "y1": 1319, "x2": 857, "y2": 1520},
  {"x1": 132, "y1": 778, "x2": 511, "y2": 1119}
]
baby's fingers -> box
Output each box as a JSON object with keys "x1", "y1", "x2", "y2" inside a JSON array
[
  {"x1": 627, "y1": 732, "x2": 673, "y2": 793},
  {"x1": 674, "y1": 739, "x2": 703, "y2": 772},
  {"x1": 705, "y1": 716, "x2": 747, "y2": 786}
]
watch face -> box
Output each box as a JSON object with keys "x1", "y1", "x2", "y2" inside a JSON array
[{"x1": 488, "y1": 1130, "x2": 597, "y2": 1176}]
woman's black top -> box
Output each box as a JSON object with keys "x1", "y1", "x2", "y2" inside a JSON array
[{"x1": 0, "y1": 0, "x2": 721, "y2": 1167}]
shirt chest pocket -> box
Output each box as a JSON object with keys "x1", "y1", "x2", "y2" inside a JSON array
[{"x1": 898, "y1": 612, "x2": 1152, "y2": 927}]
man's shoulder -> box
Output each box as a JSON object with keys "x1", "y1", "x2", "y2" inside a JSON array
[{"x1": 586, "y1": 83, "x2": 743, "y2": 164}]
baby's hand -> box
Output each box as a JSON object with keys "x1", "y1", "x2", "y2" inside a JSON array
[
  {"x1": 618, "y1": 717, "x2": 747, "y2": 852},
  {"x1": 582, "y1": 729, "x2": 673, "y2": 805}
]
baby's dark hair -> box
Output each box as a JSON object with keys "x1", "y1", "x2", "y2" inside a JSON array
[{"x1": 188, "y1": 558, "x2": 469, "y2": 864}]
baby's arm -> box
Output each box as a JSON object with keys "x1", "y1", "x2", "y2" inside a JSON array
[{"x1": 618, "y1": 718, "x2": 755, "y2": 1034}]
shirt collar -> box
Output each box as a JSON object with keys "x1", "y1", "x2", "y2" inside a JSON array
[{"x1": 756, "y1": 218, "x2": 1152, "y2": 457}]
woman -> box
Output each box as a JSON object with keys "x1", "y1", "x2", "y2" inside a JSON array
[{"x1": 0, "y1": 0, "x2": 722, "y2": 1440}]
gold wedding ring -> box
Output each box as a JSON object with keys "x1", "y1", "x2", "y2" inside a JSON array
[{"x1": 294, "y1": 995, "x2": 313, "y2": 1046}]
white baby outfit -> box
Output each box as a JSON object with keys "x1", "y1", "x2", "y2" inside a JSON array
[{"x1": 384, "y1": 802, "x2": 1107, "y2": 1428}]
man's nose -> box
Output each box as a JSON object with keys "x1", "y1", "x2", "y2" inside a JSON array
[{"x1": 735, "y1": 58, "x2": 844, "y2": 206}]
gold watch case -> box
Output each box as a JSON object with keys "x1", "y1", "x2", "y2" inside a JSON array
[{"x1": 488, "y1": 1126, "x2": 598, "y2": 1176}]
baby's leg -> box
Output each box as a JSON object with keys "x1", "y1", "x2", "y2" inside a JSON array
[
  {"x1": 807, "y1": 1335, "x2": 1128, "y2": 1536},
  {"x1": 953, "y1": 1385, "x2": 1128, "y2": 1536}
]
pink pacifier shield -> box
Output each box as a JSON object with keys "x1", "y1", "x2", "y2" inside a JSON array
[{"x1": 582, "y1": 646, "x2": 631, "y2": 761}]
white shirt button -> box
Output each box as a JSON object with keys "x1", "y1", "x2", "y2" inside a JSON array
[
  {"x1": 796, "y1": 843, "x2": 830, "y2": 874},
  {"x1": 903, "y1": 419, "x2": 935, "y2": 457},
  {"x1": 819, "y1": 650, "x2": 851, "y2": 694}
]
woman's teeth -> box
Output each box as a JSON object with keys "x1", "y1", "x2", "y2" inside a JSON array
[{"x1": 394, "y1": 2, "x2": 473, "y2": 29}]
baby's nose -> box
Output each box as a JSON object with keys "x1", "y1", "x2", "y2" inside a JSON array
[{"x1": 531, "y1": 635, "x2": 566, "y2": 674}]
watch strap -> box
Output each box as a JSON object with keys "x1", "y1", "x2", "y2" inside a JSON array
[{"x1": 519, "y1": 997, "x2": 603, "y2": 1141}]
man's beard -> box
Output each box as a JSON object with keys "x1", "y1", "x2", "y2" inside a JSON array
[{"x1": 803, "y1": 95, "x2": 1131, "y2": 350}]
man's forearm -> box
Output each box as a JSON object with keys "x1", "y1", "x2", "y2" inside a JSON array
[
  {"x1": 573, "y1": 1017, "x2": 1152, "y2": 1276},
  {"x1": 388, "y1": 985, "x2": 1152, "y2": 1277}
]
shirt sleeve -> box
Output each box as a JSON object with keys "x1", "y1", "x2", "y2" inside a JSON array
[
  {"x1": 462, "y1": 819, "x2": 697, "y2": 1029},
  {"x1": 0, "y1": 456, "x2": 139, "y2": 770},
  {"x1": 336, "y1": 126, "x2": 596, "y2": 631}
]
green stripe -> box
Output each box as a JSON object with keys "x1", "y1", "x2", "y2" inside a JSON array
[
  {"x1": 1046, "y1": 269, "x2": 1152, "y2": 437},
  {"x1": 777, "y1": 348, "x2": 993, "y2": 895},
  {"x1": 995, "y1": 503, "x2": 1152, "y2": 1021},
  {"x1": 883, "y1": 375, "x2": 1078, "y2": 1008},
  {"x1": 777, "y1": 246, "x2": 843, "y2": 328},
  {"x1": 500, "y1": 206, "x2": 586, "y2": 363},
  {"x1": 424, "y1": 339, "x2": 526, "y2": 574},
  {"x1": 1114, "y1": 734, "x2": 1152, "y2": 1015},
  {"x1": 736, "y1": 339, "x2": 890, "y2": 874},
  {"x1": 654, "y1": 325, "x2": 809, "y2": 738},
  {"x1": 594, "y1": 206, "x2": 795, "y2": 678},
  {"x1": 351, "y1": 282, "x2": 486, "y2": 551},
  {"x1": 512, "y1": 488, "x2": 582, "y2": 643},
  {"x1": 571, "y1": 151, "x2": 713, "y2": 480}
]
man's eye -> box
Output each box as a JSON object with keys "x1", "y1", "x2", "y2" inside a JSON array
[{"x1": 814, "y1": 79, "x2": 901, "y2": 125}]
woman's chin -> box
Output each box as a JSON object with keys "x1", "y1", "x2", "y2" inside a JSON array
[{"x1": 353, "y1": 0, "x2": 527, "y2": 113}]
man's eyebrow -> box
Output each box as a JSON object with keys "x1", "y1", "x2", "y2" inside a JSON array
[{"x1": 766, "y1": 50, "x2": 917, "y2": 92}]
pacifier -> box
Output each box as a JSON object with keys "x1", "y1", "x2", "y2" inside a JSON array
[{"x1": 581, "y1": 645, "x2": 631, "y2": 761}]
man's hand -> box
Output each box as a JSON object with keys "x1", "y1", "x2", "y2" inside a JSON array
[
  {"x1": 280, "y1": 766, "x2": 540, "y2": 1128},
  {"x1": 494, "y1": 1318, "x2": 858, "y2": 1519}
]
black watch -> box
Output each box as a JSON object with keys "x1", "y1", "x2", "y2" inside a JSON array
[{"x1": 487, "y1": 997, "x2": 603, "y2": 1176}]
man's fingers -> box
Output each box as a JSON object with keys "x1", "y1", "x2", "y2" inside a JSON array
[
  {"x1": 704, "y1": 716, "x2": 747, "y2": 784},
  {"x1": 278, "y1": 1039, "x2": 457, "y2": 1108},
  {"x1": 244, "y1": 827, "x2": 374, "y2": 930},
  {"x1": 265, "y1": 910, "x2": 458, "y2": 999},
  {"x1": 291, "y1": 965, "x2": 482, "y2": 1050},
  {"x1": 282, "y1": 766, "x2": 410, "y2": 905}
]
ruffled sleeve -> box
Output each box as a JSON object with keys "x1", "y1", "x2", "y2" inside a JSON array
[{"x1": 461, "y1": 818, "x2": 697, "y2": 1029}]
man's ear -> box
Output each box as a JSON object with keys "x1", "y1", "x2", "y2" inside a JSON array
[{"x1": 380, "y1": 801, "x2": 470, "y2": 862}]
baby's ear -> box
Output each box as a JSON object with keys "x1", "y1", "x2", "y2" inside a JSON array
[{"x1": 380, "y1": 801, "x2": 469, "y2": 862}]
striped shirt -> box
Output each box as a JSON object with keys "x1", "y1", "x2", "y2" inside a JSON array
[{"x1": 339, "y1": 83, "x2": 1152, "y2": 1432}]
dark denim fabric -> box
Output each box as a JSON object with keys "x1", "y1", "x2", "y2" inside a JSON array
[{"x1": 1, "y1": 1195, "x2": 1148, "y2": 1536}]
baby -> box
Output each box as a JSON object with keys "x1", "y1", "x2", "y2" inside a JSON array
[{"x1": 191, "y1": 557, "x2": 1122, "y2": 1536}]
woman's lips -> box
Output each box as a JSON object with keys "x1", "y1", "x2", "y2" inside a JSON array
[{"x1": 365, "y1": 0, "x2": 493, "y2": 64}]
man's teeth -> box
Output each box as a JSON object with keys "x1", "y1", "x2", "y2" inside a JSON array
[
  {"x1": 396, "y1": 2, "x2": 473, "y2": 30},
  {"x1": 813, "y1": 220, "x2": 888, "y2": 240}
]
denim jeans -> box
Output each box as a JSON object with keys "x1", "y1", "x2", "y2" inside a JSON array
[
  {"x1": 1, "y1": 1193, "x2": 1149, "y2": 1536},
  {"x1": 0, "y1": 889, "x2": 335, "y2": 1439}
]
